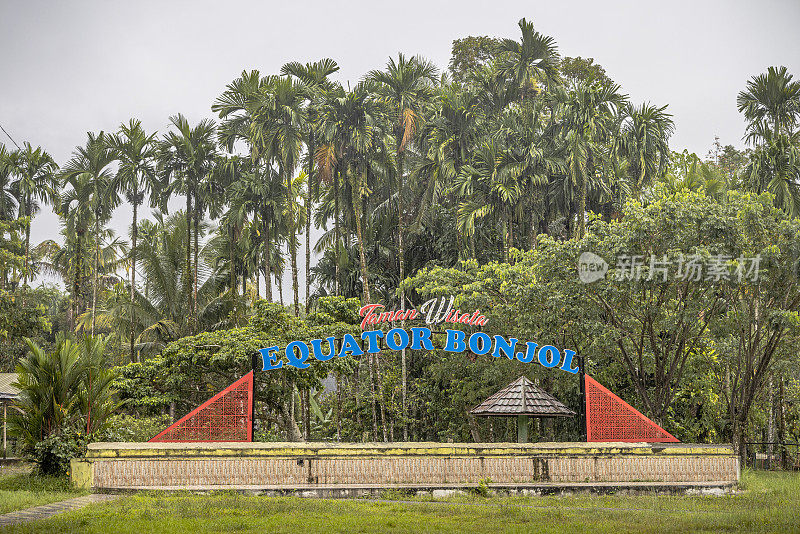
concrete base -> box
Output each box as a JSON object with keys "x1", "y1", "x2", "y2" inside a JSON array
[
  {"x1": 94, "y1": 481, "x2": 738, "y2": 498},
  {"x1": 73, "y1": 441, "x2": 740, "y2": 492}
]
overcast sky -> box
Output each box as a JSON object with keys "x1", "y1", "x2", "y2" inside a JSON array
[{"x1": 1, "y1": 0, "x2": 799, "y2": 296}]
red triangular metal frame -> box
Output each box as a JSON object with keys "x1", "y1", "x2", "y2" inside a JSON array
[
  {"x1": 585, "y1": 374, "x2": 679, "y2": 443},
  {"x1": 149, "y1": 371, "x2": 254, "y2": 442}
]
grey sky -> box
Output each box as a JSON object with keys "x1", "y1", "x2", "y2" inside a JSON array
[{"x1": 1, "y1": 0, "x2": 799, "y2": 297}]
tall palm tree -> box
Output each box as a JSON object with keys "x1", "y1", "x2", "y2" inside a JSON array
[
  {"x1": 281, "y1": 59, "x2": 340, "y2": 313},
  {"x1": 555, "y1": 82, "x2": 627, "y2": 238},
  {"x1": 616, "y1": 103, "x2": 674, "y2": 198},
  {"x1": 495, "y1": 17, "x2": 559, "y2": 100},
  {"x1": 157, "y1": 114, "x2": 217, "y2": 332},
  {"x1": 0, "y1": 145, "x2": 18, "y2": 222},
  {"x1": 226, "y1": 163, "x2": 285, "y2": 302},
  {"x1": 737, "y1": 67, "x2": 800, "y2": 215},
  {"x1": 737, "y1": 66, "x2": 800, "y2": 143},
  {"x1": 58, "y1": 132, "x2": 117, "y2": 333},
  {"x1": 250, "y1": 76, "x2": 308, "y2": 316},
  {"x1": 742, "y1": 128, "x2": 800, "y2": 217},
  {"x1": 316, "y1": 82, "x2": 388, "y2": 304},
  {"x1": 367, "y1": 54, "x2": 437, "y2": 307},
  {"x1": 367, "y1": 57, "x2": 437, "y2": 442},
  {"x1": 8, "y1": 143, "x2": 58, "y2": 286},
  {"x1": 107, "y1": 119, "x2": 158, "y2": 361}
]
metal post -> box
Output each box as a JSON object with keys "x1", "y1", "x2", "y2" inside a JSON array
[
  {"x1": 578, "y1": 355, "x2": 587, "y2": 441},
  {"x1": 251, "y1": 353, "x2": 258, "y2": 442},
  {"x1": 3, "y1": 402, "x2": 6, "y2": 459}
]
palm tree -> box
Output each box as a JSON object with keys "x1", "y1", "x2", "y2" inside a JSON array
[
  {"x1": 281, "y1": 59, "x2": 340, "y2": 313},
  {"x1": 616, "y1": 103, "x2": 674, "y2": 198},
  {"x1": 737, "y1": 66, "x2": 800, "y2": 142},
  {"x1": 742, "y1": 128, "x2": 800, "y2": 217},
  {"x1": 11, "y1": 334, "x2": 121, "y2": 474},
  {"x1": 58, "y1": 132, "x2": 117, "y2": 332},
  {"x1": 495, "y1": 17, "x2": 559, "y2": 100},
  {"x1": 157, "y1": 114, "x2": 217, "y2": 332},
  {"x1": 737, "y1": 67, "x2": 800, "y2": 215},
  {"x1": 250, "y1": 76, "x2": 308, "y2": 316},
  {"x1": 227, "y1": 163, "x2": 285, "y2": 302},
  {"x1": 316, "y1": 82, "x2": 388, "y2": 304},
  {"x1": 96, "y1": 212, "x2": 231, "y2": 356},
  {"x1": 0, "y1": 145, "x2": 18, "y2": 222},
  {"x1": 107, "y1": 119, "x2": 158, "y2": 361},
  {"x1": 367, "y1": 56, "x2": 437, "y2": 441},
  {"x1": 555, "y1": 82, "x2": 627, "y2": 238},
  {"x1": 8, "y1": 143, "x2": 58, "y2": 286},
  {"x1": 456, "y1": 139, "x2": 523, "y2": 261},
  {"x1": 367, "y1": 55, "x2": 437, "y2": 306}
]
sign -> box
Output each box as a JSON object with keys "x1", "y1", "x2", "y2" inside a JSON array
[
  {"x1": 257, "y1": 297, "x2": 579, "y2": 375},
  {"x1": 359, "y1": 296, "x2": 488, "y2": 330}
]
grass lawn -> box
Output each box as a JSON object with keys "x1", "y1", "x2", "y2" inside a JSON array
[
  {"x1": 3, "y1": 470, "x2": 799, "y2": 533},
  {"x1": 0, "y1": 464, "x2": 86, "y2": 515}
]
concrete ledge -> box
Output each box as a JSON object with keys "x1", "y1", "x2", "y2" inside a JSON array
[
  {"x1": 86, "y1": 441, "x2": 735, "y2": 458},
  {"x1": 93, "y1": 481, "x2": 738, "y2": 497}
]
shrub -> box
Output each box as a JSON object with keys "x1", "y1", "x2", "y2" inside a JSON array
[
  {"x1": 32, "y1": 424, "x2": 89, "y2": 477},
  {"x1": 10, "y1": 334, "x2": 122, "y2": 475},
  {"x1": 95, "y1": 414, "x2": 172, "y2": 442}
]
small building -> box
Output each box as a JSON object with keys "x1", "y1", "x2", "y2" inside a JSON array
[
  {"x1": 0, "y1": 373, "x2": 19, "y2": 456},
  {"x1": 470, "y1": 375, "x2": 575, "y2": 442}
]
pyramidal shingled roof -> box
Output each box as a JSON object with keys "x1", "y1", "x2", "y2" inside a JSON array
[{"x1": 470, "y1": 376, "x2": 575, "y2": 417}]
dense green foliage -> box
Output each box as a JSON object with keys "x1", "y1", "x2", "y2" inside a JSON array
[
  {"x1": 0, "y1": 19, "x2": 797, "y2": 460},
  {"x1": 10, "y1": 336, "x2": 122, "y2": 474}
]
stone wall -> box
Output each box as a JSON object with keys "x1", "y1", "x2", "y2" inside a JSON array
[{"x1": 72, "y1": 442, "x2": 739, "y2": 490}]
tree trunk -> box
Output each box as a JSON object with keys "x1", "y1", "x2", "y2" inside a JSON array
[
  {"x1": 778, "y1": 379, "x2": 786, "y2": 468},
  {"x1": 353, "y1": 170, "x2": 371, "y2": 304},
  {"x1": 263, "y1": 212, "x2": 272, "y2": 301},
  {"x1": 185, "y1": 193, "x2": 193, "y2": 329},
  {"x1": 282, "y1": 383, "x2": 303, "y2": 442},
  {"x1": 22, "y1": 200, "x2": 31, "y2": 287},
  {"x1": 303, "y1": 388, "x2": 311, "y2": 440},
  {"x1": 333, "y1": 170, "x2": 340, "y2": 295},
  {"x1": 502, "y1": 212, "x2": 509, "y2": 262},
  {"x1": 767, "y1": 376, "x2": 775, "y2": 465},
  {"x1": 368, "y1": 353, "x2": 379, "y2": 441},
  {"x1": 193, "y1": 197, "x2": 200, "y2": 328},
  {"x1": 306, "y1": 135, "x2": 314, "y2": 313},
  {"x1": 291, "y1": 234, "x2": 299, "y2": 315},
  {"x1": 278, "y1": 269, "x2": 284, "y2": 307},
  {"x1": 91, "y1": 212, "x2": 100, "y2": 336},
  {"x1": 467, "y1": 412, "x2": 482, "y2": 442},
  {"x1": 396, "y1": 142, "x2": 407, "y2": 444},
  {"x1": 577, "y1": 163, "x2": 587, "y2": 239},
  {"x1": 335, "y1": 372, "x2": 342, "y2": 441},
  {"x1": 73, "y1": 228, "x2": 84, "y2": 330},
  {"x1": 130, "y1": 199, "x2": 139, "y2": 362},
  {"x1": 229, "y1": 222, "x2": 237, "y2": 315}
]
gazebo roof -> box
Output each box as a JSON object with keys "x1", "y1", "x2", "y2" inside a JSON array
[{"x1": 470, "y1": 376, "x2": 575, "y2": 417}]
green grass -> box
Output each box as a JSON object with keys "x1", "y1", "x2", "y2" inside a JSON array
[
  {"x1": 4, "y1": 470, "x2": 800, "y2": 533},
  {"x1": 0, "y1": 464, "x2": 85, "y2": 515}
]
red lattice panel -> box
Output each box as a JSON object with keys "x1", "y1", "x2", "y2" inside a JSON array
[
  {"x1": 585, "y1": 375, "x2": 678, "y2": 443},
  {"x1": 150, "y1": 371, "x2": 253, "y2": 442}
]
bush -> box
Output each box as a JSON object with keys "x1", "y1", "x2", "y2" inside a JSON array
[
  {"x1": 95, "y1": 414, "x2": 172, "y2": 442},
  {"x1": 32, "y1": 424, "x2": 89, "y2": 477}
]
